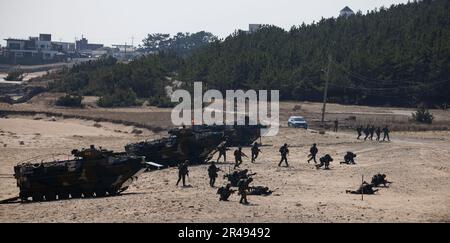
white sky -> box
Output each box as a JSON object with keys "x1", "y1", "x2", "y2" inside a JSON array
[{"x1": 0, "y1": 0, "x2": 410, "y2": 46}]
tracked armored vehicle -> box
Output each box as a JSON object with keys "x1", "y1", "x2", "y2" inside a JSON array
[
  {"x1": 189, "y1": 115, "x2": 267, "y2": 146},
  {"x1": 125, "y1": 127, "x2": 225, "y2": 167},
  {"x1": 14, "y1": 145, "x2": 146, "y2": 202},
  {"x1": 193, "y1": 124, "x2": 265, "y2": 147}
]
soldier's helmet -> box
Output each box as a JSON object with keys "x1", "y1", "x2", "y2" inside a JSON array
[
  {"x1": 313, "y1": 143, "x2": 317, "y2": 146},
  {"x1": 284, "y1": 143, "x2": 287, "y2": 147},
  {"x1": 238, "y1": 146, "x2": 242, "y2": 150}
]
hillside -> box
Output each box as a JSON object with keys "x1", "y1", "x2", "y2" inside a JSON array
[
  {"x1": 179, "y1": 0, "x2": 450, "y2": 107},
  {"x1": 46, "y1": 0, "x2": 450, "y2": 108}
]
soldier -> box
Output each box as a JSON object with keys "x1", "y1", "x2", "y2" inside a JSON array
[
  {"x1": 234, "y1": 147, "x2": 248, "y2": 169},
  {"x1": 216, "y1": 143, "x2": 228, "y2": 163},
  {"x1": 363, "y1": 125, "x2": 370, "y2": 140},
  {"x1": 307, "y1": 143, "x2": 318, "y2": 164},
  {"x1": 369, "y1": 125, "x2": 375, "y2": 140},
  {"x1": 248, "y1": 186, "x2": 273, "y2": 196},
  {"x1": 333, "y1": 119, "x2": 339, "y2": 132},
  {"x1": 224, "y1": 169, "x2": 255, "y2": 186},
  {"x1": 356, "y1": 125, "x2": 363, "y2": 139},
  {"x1": 176, "y1": 160, "x2": 189, "y2": 187},
  {"x1": 346, "y1": 181, "x2": 378, "y2": 195},
  {"x1": 316, "y1": 154, "x2": 333, "y2": 170},
  {"x1": 375, "y1": 127, "x2": 382, "y2": 141},
  {"x1": 251, "y1": 142, "x2": 261, "y2": 163},
  {"x1": 278, "y1": 143, "x2": 290, "y2": 167},
  {"x1": 382, "y1": 125, "x2": 390, "y2": 141},
  {"x1": 340, "y1": 152, "x2": 357, "y2": 165},
  {"x1": 208, "y1": 162, "x2": 221, "y2": 187},
  {"x1": 217, "y1": 184, "x2": 235, "y2": 201},
  {"x1": 237, "y1": 177, "x2": 253, "y2": 205},
  {"x1": 371, "y1": 173, "x2": 392, "y2": 187}
]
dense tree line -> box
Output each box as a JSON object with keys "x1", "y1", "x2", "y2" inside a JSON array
[
  {"x1": 179, "y1": 0, "x2": 450, "y2": 107},
  {"x1": 49, "y1": 54, "x2": 182, "y2": 107},
  {"x1": 140, "y1": 31, "x2": 218, "y2": 57},
  {"x1": 50, "y1": 0, "x2": 450, "y2": 108}
]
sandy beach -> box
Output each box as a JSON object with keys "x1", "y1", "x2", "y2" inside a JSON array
[{"x1": 0, "y1": 105, "x2": 449, "y2": 222}]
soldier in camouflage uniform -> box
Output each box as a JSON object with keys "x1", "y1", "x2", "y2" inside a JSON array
[
  {"x1": 316, "y1": 154, "x2": 334, "y2": 170},
  {"x1": 278, "y1": 144, "x2": 290, "y2": 167},
  {"x1": 176, "y1": 160, "x2": 189, "y2": 187},
  {"x1": 217, "y1": 143, "x2": 229, "y2": 163},
  {"x1": 237, "y1": 177, "x2": 253, "y2": 204},
  {"x1": 340, "y1": 152, "x2": 357, "y2": 165},
  {"x1": 217, "y1": 184, "x2": 235, "y2": 201},
  {"x1": 208, "y1": 162, "x2": 221, "y2": 187},
  {"x1": 234, "y1": 147, "x2": 248, "y2": 169},
  {"x1": 307, "y1": 143, "x2": 318, "y2": 164},
  {"x1": 346, "y1": 181, "x2": 378, "y2": 195},
  {"x1": 251, "y1": 142, "x2": 261, "y2": 163}
]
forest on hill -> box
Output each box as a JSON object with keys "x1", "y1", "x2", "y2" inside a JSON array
[{"x1": 49, "y1": 0, "x2": 450, "y2": 107}]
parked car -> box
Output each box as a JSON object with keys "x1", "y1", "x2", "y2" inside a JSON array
[{"x1": 288, "y1": 116, "x2": 308, "y2": 129}]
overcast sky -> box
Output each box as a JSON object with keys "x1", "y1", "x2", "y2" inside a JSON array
[{"x1": 1, "y1": 0, "x2": 410, "y2": 46}]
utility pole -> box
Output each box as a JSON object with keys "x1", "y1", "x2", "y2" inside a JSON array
[
  {"x1": 361, "y1": 174, "x2": 364, "y2": 201},
  {"x1": 321, "y1": 54, "x2": 332, "y2": 127}
]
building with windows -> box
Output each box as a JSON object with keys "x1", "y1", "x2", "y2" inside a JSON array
[
  {"x1": 2, "y1": 34, "x2": 60, "y2": 62},
  {"x1": 76, "y1": 37, "x2": 104, "y2": 51}
]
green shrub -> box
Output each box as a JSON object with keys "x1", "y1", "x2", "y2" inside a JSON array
[
  {"x1": 5, "y1": 70, "x2": 25, "y2": 81},
  {"x1": 412, "y1": 104, "x2": 434, "y2": 124},
  {"x1": 97, "y1": 89, "x2": 140, "y2": 107},
  {"x1": 55, "y1": 94, "x2": 83, "y2": 107},
  {"x1": 148, "y1": 96, "x2": 176, "y2": 108}
]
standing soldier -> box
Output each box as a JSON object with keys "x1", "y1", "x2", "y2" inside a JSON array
[
  {"x1": 369, "y1": 125, "x2": 375, "y2": 140},
  {"x1": 208, "y1": 162, "x2": 221, "y2": 187},
  {"x1": 375, "y1": 127, "x2": 381, "y2": 141},
  {"x1": 307, "y1": 143, "x2": 318, "y2": 164},
  {"x1": 278, "y1": 143, "x2": 290, "y2": 167},
  {"x1": 363, "y1": 125, "x2": 370, "y2": 140},
  {"x1": 382, "y1": 125, "x2": 390, "y2": 141},
  {"x1": 176, "y1": 160, "x2": 189, "y2": 187},
  {"x1": 251, "y1": 142, "x2": 261, "y2": 163},
  {"x1": 234, "y1": 147, "x2": 247, "y2": 169},
  {"x1": 356, "y1": 125, "x2": 363, "y2": 139},
  {"x1": 334, "y1": 119, "x2": 339, "y2": 132},
  {"x1": 237, "y1": 177, "x2": 253, "y2": 205},
  {"x1": 216, "y1": 143, "x2": 228, "y2": 163}
]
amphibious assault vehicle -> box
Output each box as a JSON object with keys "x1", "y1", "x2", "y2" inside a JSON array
[
  {"x1": 14, "y1": 145, "x2": 146, "y2": 202},
  {"x1": 192, "y1": 124, "x2": 265, "y2": 147},
  {"x1": 125, "y1": 127, "x2": 225, "y2": 167}
]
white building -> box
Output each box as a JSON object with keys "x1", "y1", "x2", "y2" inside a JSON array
[
  {"x1": 340, "y1": 6, "x2": 355, "y2": 17},
  {"x1": 3, "y1": 34, "x2": 60, "y2": 60}
]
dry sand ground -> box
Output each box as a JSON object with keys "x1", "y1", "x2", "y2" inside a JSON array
[{"x1": 0, "y1": 108, "x2": 449, "y2": 222}]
